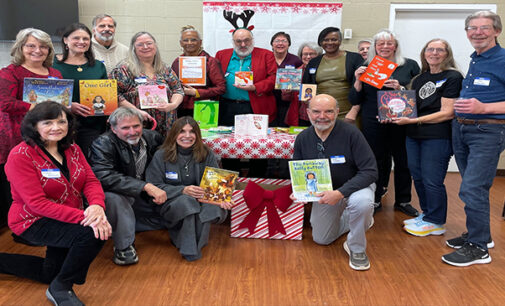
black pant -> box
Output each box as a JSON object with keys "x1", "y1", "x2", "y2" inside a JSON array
[
  {"x1": 218, "y1": 98, "x2": 253, "y2": 126},
  {"x1": 0, "y1": 218, "x2": 104, "y2": 289},
  {"x1": 361, "y1": 118, "x2": 411, "y2": 204},
  {"x1": 0, "y1": 164, "x2": 12, "y2": 228}
]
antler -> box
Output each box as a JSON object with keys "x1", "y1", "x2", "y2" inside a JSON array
[
  {"x1": 239, "y1": 10, "x2": 255, "y2": 28},
  {"x1": 223, "y1": 10, "x2": 239, "y2": 29}
]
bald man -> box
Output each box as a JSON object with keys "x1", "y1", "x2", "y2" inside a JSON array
[{"x1": 292, "y1": 94, "x2": 377, "y2": 270}]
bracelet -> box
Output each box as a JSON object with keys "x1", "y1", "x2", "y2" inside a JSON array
[{"x1": 417, "y1": 118, "x2": 422, "y2": 125}]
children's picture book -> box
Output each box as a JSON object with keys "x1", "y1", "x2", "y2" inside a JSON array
[
  {"x1": 79, "y1": 79, "x2": 118, "y2": 115},
  {"x1": 275, "y1": 68, "x2": 302, "y2": 90},
  {"x1": 299, "y1": 84, "x2": 317, "y2": 102},
  {"x1": 288, "y1": 126, "x2": 307, "y2": 135},
  {"x1": 359, "y1": 56, "x2": 398, "y2": 89},
  {"x1": 194, "y1": 100, "x2": 219, "y2": 129},
  {"x1": 235, "y1": 71, "x2": 253, "y2": 86},
  {"x1": 289, "y1": 159, "x2": 333, "y2": 202},
  {"x1": 234, "y1": 114, "x2": 268, "y2": 136},
  {"x1": 138, "y1": 84, "x2": 169, "y2": 109},
  {"x1": 178, "y1": 56, "x2": 206, "y2": 86},
  {"x1": 199, "y1": 166, "x2": 239, "y2": 206},
  {"x1": 23, "y1": 78, "x2": 74, "y2": 106},
  {"x1": 377, "y1": 90, "x2": 417, "y2": 120}
]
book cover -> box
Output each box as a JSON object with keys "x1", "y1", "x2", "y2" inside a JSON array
[
  {"x1": 288, "y1": 159, "x2": 333, "y2": 202},
  {"x1": 299, "y1": 84, "x2": 317, "y2": 102},
  {"x1": 288, "y1": 126, "x2": 307, "y2": 135},
  {"x1": 275, "y1": 68, "x2": 302, "y2": 90},
  {"x1": 234, "y1": 71, "x2": 253, "y2": 86},
  {"x1": 199, "y1": 166, "x2": 239, "y2": 206},
  {"x1": 359, "y1": 56, "x2": 398, "y2": 89},
  {"x1": 23, "y1": 78, "x2": 74, "y2": 106},
  {"x1": 79, "y1": 79, "x2": 118, "y2": 115},
  {"x1": 194, "y1": 100, "x2": 219, "y2": 129},
  {"x1": 377, "y1": 90, "x2": 417, "y2": 120},
  {"x1": 234, "y1": 114, "x2": 268, "y2": 136},
  {"x1": 138, "y1": 84, "x2": 169, "y2": 109},
  {"x1": 178, "y1": 56, "x2": 206, "y2": 86}
]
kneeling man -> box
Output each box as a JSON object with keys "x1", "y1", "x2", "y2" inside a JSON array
[{"x1": 292, "y1": 94, "x2": 378, "y2": 270}]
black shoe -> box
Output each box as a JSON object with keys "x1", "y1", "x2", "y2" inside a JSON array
[
  {"x1": 373, "y1": 202, "x2": 382, "y2": 215},
  {"x1": 113, "y1": 244, "x2": 139, "y2": 266},
  {"x1": 446, "y1": 232, "x2": 495, "y2": 249},
  {"x1": 394, "y1": 202, "x2": 419, "y2": 217},
  {"x1": 46, "y1": 288, "x2": 84, "y2": 306},
  {"x1": 12, "y1": 233, "x2": 44, "y2": 247},
  {"x1": 442, "y1": 242, "x2": 491, "y2": 267}
]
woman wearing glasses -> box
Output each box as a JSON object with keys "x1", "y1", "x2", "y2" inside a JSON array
[
  {"x1": 0, "y1": 28, "x2": 62, "y2": 231},
  {"x1": 392, "y1": 39, "x2": 463, "y2": 236},
  {"x1": 302, "y1": 27, "x2": 364, "y2": 122},
  {"x1": 111, "y1": 31, "x2": 184, "y2": 136}
]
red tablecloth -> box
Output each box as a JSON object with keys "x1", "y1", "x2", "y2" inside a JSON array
[{"x1": 203, "y1": 131, "x2": 296, "y2": 159}]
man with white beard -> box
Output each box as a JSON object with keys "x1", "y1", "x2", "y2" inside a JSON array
[
  {"x1": 215, "y1": 28, "x2": 277, "y2": 126},
  {"x1": 91, "y1": 14, "x2": 129, "y2": 73},
  {"x1": 89, "y1": 107, "x2": 164, "y2": 266},
  {"x1": 291, "y1": 94, "x2": 378, "y2": 270}
]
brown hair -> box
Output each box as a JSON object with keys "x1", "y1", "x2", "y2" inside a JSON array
[{"x1": 161, "y1": 116, "x2": 208, "y2": 163}]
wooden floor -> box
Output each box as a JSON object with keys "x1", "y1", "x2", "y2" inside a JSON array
[{"x1": 1, "y1": 173, "x2": 504, "y2": 306}]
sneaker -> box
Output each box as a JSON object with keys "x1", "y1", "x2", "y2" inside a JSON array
[
  {"x1": 394, "y1": 202, "x2": 419, "y2": 217},
  {"x1": 368, "y1": 217, "x2": 374, "y2": 230},
  {"x1": 343, "y1": 241, "x2": 370, "y2": 271},
  {"x1": 442, "y1": 242, "x2": 491, "y2": 267},
  {"x1": 373, "y1": 202, "x2": 382, "y2": 215},
  {"x1": 113, "y1": 244, "x2": 139, "y2": 265},
  {"x1": 446, "y1": 232, "x2": 494, "y2": 249},
  {"x1": 404, "y1": 220, "x2": 445, "y2": 236},
  {"x1": 46, "y1": 288, "x2": 84, "y2": 306},
  {"x1": 403, "y1": 213, "x2": 424, "y2": 225}
]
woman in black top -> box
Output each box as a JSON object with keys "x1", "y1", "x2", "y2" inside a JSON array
[
  {"x1": 392, "y1": 39, "x2": 463, "y2": 236},
  {"x1": 350, "y1": 29, "x2": 420, "y2": 216}
]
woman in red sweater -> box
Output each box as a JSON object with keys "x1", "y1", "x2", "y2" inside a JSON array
[{"x1": 0, "y1": 102, "x2": 111, "y2": 306}]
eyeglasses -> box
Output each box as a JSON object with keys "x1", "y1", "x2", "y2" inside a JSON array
[
  {"x1": 24, "y1": 44, "x2": 49, "y2": 51},
  {"x1": 234, "y1": 38, "x2": 252, "y2": 45},
  {"x1": 302, "y1": 52, "x2": 317, "y2": 57},
  {"x1": 273, "y1": 39, "x2": 288, "y2": 44},
  {"x1": 426, "y1": 47, "x2": 446, "y2": 54},
  {"x1": 465, "y1": 25, "x2": 493, "y2": 32},
  {"x1": 135, "y1": 41, "x2": 155, "y2": 48},
  {"x1": 317, "y1": 142, "x2": 325, "y2": 158}
]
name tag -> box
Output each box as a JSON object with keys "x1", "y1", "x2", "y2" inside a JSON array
[
  {"x1": 224, "y1": 72, "x2": 230, "y2": 77},
  {"x1": 330, "y1": 155, "x2": 346, "y2": 164},
  {"x1": 474, "y1": 77, "x2": 490, "y2": 86},
  {"x1": 285, "y1": 65, "x2": 295, "y2": 69},
  {"x1": 41, "y1": 169, "x2": 61, "y2": 178},
  {"x1": 135, "y1": 77, "x2": 147, "y2": 84},
  {"x1": 435, "y1": 79, "x2": 446, "y2": 88},
  {"x1": 165, "y1": 171, "x2": 178, "y2": 180},
  {"x1": 309, "y1": 68, "x2": 316, "y2": 74}
]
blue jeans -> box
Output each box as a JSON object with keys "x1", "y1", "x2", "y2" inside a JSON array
[
  {"x1": 452, "y1": 120, "x2": 505, "y2": 250},
  {"x1": 406, "y1": 137, "x2": 452, "y2": 224}
]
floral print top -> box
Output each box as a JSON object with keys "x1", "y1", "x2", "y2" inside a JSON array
[{"x1": 110, "y1": 63, "x2": 184, "y2": 137}]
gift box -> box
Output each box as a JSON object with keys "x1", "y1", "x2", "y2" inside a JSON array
[{"x1": 230, "y1": 178, "x2": 304, "y2": 240}]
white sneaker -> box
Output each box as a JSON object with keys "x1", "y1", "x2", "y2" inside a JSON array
[
  {"x1": 403, "y1": 213, "x2": 424, "y2": 225},
  {"x1": 404, "y1": 220, "x2": 445, "y2": 237}
]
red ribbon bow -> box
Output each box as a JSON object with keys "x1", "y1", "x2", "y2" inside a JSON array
[{"x1": 238, "y1": 181, "x2": 293, "y2": 237}]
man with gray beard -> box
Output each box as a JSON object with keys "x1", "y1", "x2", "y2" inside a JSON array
[
  {"x1": 91, "y1": 14, "x2": 129, "y2": 73},
  {"x1": 291, "y1": 94, "x2": 377, "y2": 270},
  {"x1": 89, "y1": 107, "x2": 164, "y2": 265},
  {"x1": 215, "y1": 28, "x2": 277, "y2": 126}
]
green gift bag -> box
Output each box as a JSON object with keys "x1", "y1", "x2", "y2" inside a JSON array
[{"x1": 193, "y1": 100, "x2": 219, "y2": 128}]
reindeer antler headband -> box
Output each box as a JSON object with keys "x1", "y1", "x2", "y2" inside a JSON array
[{"x1": 223, "y1": 9, "x2": 255, "y2": 33}]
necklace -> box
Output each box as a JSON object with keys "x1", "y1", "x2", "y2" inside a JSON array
[
  {"x1": 77, "y1": 66, "x2": 83, "y2": 72},
  {"x1": 181, "y1": 155, "x2": 192, "y2": 177}
]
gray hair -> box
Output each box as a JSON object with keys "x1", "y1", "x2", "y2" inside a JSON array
[
  {"x1": 180, "y1": 25, "x2": 202, "y2": 40},
  {"x1": 366, "y1": 29, "x2": 405, "y2": 66},
  {"x1": 10, "y1": 28, "x2": 55, "y2": 67},
  {"x1": 357, "y1": 39, "x2": 373, "y2": 48},
  {"x1": 297, "y1": 42, "x2": 323, "y2": 58},
  {"x1": 109, "y1": 107, "x2": 144, "y2": 128},
  {"x1": 126, "y1": 31, "x2": 166, "y2": 77},
  {"x1": 92, "y1": 14, "x2": 117, "y2": 28},
  {"x1": 465, "y1": 10, "x2": 502, "y2": 32}
]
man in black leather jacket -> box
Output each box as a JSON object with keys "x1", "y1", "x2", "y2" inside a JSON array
[{"x1": 89, "y1": 107, "x2": 164, "y2": 266}]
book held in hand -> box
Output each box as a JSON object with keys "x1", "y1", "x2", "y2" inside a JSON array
[
  {"x1": 234, "y1": 71, "x2": 253, "y2": 86},
  {"x1": 194, "y1": 100, "x2": 219, "y2": 129},
  {"x1": 275, "y1": 68, "x2": 302, "y2": 90},
  {"x1": 377, "y1": 90, "x2": 417, "y2": 120},
  {"x1": 199, "y1": 166, "x2": 239, "y2": 206},
  {"x1": 79, "y1": 79, "x2": 118, "y2": 115},
  {"x1": 178, "y1": 56, "x2": 206, "y2": 86},
  {"x1": 299, "y1": 84, "x2": 317, "y2": 102},
  {"x1": 138, "y1": 84, "x2": 169, "y2": 109},
  {"x1": 289, "y1": 159, "x2": 333, "y2": 202},
  {"x1": 359, "y1": 56, "x2": 398, "y2": 89},
  {"x1": 23, "y1": 78, "x2": 74, "y2": 106}
]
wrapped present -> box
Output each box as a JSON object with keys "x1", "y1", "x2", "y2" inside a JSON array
[{"x1": 230, "y1": 178, "x2": 304, "y2": 240}]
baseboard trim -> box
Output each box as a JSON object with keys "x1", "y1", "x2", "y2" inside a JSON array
[{"x1": 497, "y1": 169, "x2": 505, "y2": 177}]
